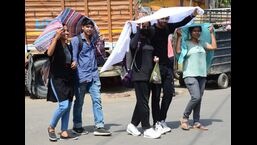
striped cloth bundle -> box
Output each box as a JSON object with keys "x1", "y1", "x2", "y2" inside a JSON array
[
  {"x1": 33, "y1": 19, "x2": 62, "y2": 52},
  {"x1": 34, "y1": 8, "x2": 98, "y2": 52},
  {"x1": 58, "y1": 8, "x2": 83, "y2": 37}
]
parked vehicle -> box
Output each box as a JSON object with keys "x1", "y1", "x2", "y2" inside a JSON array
[
  {"x1": 25, "y1": 0, "x2": 136, "y2": 98},
  {"x1": 25, "y1": 49, "x2": 48, "y2": 99},
  {"x1": 25, "y1": 41, "x2": 121, "y2": 99},
  {"x1": 207, "y1": 29, "x2": 231, "y2": 88}
]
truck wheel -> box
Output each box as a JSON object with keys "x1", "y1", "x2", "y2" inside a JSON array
[
  {"x1": 25, "y1": 69, "x2": 30, "y2": 96},
  {"x1": 217, "y1": 73, "x2": 229, "y2": 89},
  {"x1": 30, "y1": 58, "x2": 48, "y2": 99}
]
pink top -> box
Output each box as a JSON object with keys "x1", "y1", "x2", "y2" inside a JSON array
[{"x1": 167, "y1": 34, "x2": 174, "y2": 58}]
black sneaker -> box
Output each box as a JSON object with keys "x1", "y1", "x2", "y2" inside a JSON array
[
  {"x1": 72, "y1": 127, "x2": 89, "y2": 135},
  {"x1": 47, "y1": 128, "x2": 57, "y2": 142},
  {"x1": 93, "y1": 127, "x2": 112, "y2": 136}
]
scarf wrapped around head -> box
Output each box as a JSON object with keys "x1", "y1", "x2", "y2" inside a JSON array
[{"x1": 176, "y1": 23, "x2": 215, "y2": 70}]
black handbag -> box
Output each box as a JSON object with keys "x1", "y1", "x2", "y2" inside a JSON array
[{"x1": 121, "y1": 42, "x2": 140, "y2": 88}]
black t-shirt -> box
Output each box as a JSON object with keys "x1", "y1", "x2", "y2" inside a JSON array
[
  {"x1": 150, "y1": 15, "x2": 193, "y2": 65},
  {"x1": 49, "y1": 40, "x2": 74, "y2": 78}
]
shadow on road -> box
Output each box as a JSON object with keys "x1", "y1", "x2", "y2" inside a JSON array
[
  {"x1": 67, "y1": 123, "x2": 122, "y2": 134},
  {"x1": 166, "y1": 118, "x2": 223, "y2": 129},
  {"x1": 100, "y1": 77, "x2": 133, "y2": 93}
]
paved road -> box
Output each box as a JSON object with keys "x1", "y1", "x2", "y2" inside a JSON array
[{"x1": 25, "y1": 86, "x2": 231, "y2": 145}]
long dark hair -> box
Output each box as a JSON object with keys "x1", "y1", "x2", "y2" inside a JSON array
[{"x1": 188, "y1": 26, "x2": 202, "y2": 34}]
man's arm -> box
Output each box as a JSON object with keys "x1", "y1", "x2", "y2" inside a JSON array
[{"x1": 168, "y1": 8, "x2": 198, "y2": 31}]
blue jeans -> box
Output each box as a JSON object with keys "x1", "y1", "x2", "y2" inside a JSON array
[
  {"x1": 73, "y1": 80, "x2": 104, "y2": 128},
  {"x1": 183, "y1": 77, "x2": 206, "y2": 123},
  {"x1": 49, "y1": 85, "x2": 72, "y2": 131}
]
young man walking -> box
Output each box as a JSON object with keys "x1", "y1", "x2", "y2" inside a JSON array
[{"x1": 71, "y1": 17, "x2": 111, "y2": 136}]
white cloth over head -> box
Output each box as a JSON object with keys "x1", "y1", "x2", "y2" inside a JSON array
[{"x1": 100, "y1": 6, "x2": 204, "y2": 73}]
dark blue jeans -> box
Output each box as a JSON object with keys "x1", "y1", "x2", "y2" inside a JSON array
[{"x1": 183, "y1": 77, "x2": 206, "y2": 123}]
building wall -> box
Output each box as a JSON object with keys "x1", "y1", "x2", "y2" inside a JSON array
[{"x1": 25, "y1": 0, "x2": 134, "y2": 44}]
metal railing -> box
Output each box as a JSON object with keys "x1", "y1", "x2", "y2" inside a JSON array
[{"x1": 194, "y1": 8, "x2": 231, "y2": 26}]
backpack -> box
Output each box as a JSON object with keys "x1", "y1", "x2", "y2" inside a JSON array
[
  {"x1": 77, "y1": 35, "x2": 106, "y2": 66},
  {"x1": 120, "y1": 51, "x2": 133, "y2": 88}
]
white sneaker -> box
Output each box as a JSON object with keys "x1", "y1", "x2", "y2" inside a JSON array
[
  {"x1": 155, "y1": 122, "x2": 166, "y2": 135},
  {"x1": 126, "y1": 123, "x2": 141, "y2": 136},
  {"x1": 143, "y1": 128, "x2": 161, "y2": 139},
  {"x1": 160, "y1": 120, "x2": 171, "y2": 133}
]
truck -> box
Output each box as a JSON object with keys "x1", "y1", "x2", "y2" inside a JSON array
[{"x1": 25, "y1": 0, "x2": 138, "y2": 98}]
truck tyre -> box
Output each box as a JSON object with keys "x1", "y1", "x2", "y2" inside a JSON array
[
  {"x1": 25, "y1": 69, "x2": 30, "y2": 96},
  {"x1": 217, "y1": 73, "x2": 229, "y2": 89},
  {"x1": 30, "y1": 58, "x2": 48, "y2": 99}
]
